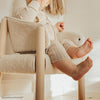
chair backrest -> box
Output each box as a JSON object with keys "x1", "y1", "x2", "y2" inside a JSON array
[{"x1": 7, "y1": 17, "x2": 49, "y2": 53}]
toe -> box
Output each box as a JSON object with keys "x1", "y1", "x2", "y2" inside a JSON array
[
  {"x1": 89, "y1": 39, "x2": 93, "y2": 45},
  {"x1": 88, "y1": 38, "x2": 92, "y2": 43},
  {"x1": 88, "y1": 42, "x2": 93, "y2": 50},
  {"x1": 84, "y1": 39, "x2": 88, "y2": 45},
  {"x1": 90, "y1": 41, "x2": 93, "y2": 49},
  {"x1": 87, "y1": 39, "x2": 93, "y2": 49},
  {"x1": 88, "y1": 38, "x2": 93, "y2": 45},
  {"x1": 88, "y1": 38, "x2": 91, "y2": 41},
  {"x1": 89, "y1": 59, "x2": 93, "y2": 67},
  {"x1": 86, "y1": 56, "x2": 90, "y2": 60},
  {"x1": 87, "y1": 57, "x2": 93, "y2": 68}
]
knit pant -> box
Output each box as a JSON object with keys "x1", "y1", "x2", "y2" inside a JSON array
[{"x1": 46, "y1": 40, "x2": 76, "y2": 63}]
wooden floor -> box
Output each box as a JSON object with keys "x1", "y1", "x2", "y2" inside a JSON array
[
  {"x1": 47, "y1": 95, "x2": 99, "y2": 100},
  {"x1": 0, "y1": 94, "x2": 99, "y2": 100},
  {"x1": 0, "y1": 92, "x2": 100, "y2": 100},
  {"x1": 0, "y1": 81, "x2": 100, "y2": 100},
  {"x1": 46, "y1": 92, "x2": 100, "y2": 100}
]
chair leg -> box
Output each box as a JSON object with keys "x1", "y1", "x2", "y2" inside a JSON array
[
  {"x1": 36, "y1": 26, "x2": 45, "y2": 100},
  {"x1": 0, "y1": 17, "x2": 7, "y2": 97},
  {"x1": 0, "y1": 72, "x2": 2, "y2": 96},
  {"x1": 78, "y1": 77, "x2": 85, "y2": 100},
  {"x1": 0, "y1": 17, "x2": 7, "y2": 57},
  {"x1": 0, "y1": 72, "x2": 1, "y2": 83}
]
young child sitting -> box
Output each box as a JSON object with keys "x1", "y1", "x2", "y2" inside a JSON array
[{"x1": 13, "y1": 0, "x2": 93, "y2": 80}]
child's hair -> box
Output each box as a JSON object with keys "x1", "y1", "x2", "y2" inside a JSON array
[{"x1": 45, "y1": 0, "x2": 65, "y2": 15}]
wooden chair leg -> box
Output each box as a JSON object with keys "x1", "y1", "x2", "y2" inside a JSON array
[
  {"x1": 0, "y1": 17, "x2": 7, "y2": 57},
  {"x1": 0, "y1": 17, "x2": 7, "y2": 97},
  {"x1": 0, "y1": 72, "x2": 1, "y2": 83},
  {"x1": 0, "y1": 72, "x2": 2, "y2": 96},
  {"x1": 78, "y1": 77, "x2": 85, "y2": 100},
  {"x1": 0, "y1": 72, "x2": 3, "y2": 93},
  {"x1": 36, "y1": 26, "x2": 45, "y2": 100}
]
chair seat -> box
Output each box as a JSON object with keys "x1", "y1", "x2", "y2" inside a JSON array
[{"x1": 0, "y1": 53, "x2": 62, "y2": 74}]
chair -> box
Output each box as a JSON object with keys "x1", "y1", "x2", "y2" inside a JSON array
[{"x1": 0, "y1": 17, "x2": 85, "y2": 100}]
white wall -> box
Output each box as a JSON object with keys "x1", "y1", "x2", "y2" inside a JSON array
[
  {"x1": 0, "y1": 0, "x2": 13, "y2": 20},
  {"x1": 0, "y1": 0, "x2": 100, "y2": 98},
  {"x1": 65, "y1": 0, "x2": 100, "y2": 41}
]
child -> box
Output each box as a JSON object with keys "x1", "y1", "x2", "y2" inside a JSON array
[{"x1": 14, "y1": 0, "x2": 93, "y2": 80}]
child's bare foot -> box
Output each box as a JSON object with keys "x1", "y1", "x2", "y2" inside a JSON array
[
  {"x1": 72, "y1": 57, "x2": 93, "y2": 80},
  {"x1": 67, "y1": 38, "x2": 93, "y2": 59}
]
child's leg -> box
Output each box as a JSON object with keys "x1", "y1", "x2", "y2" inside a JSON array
[
  {"x1": 62, "y1": 38, "x2": 93, "y2": 59},
  {"x1": 47, "y1": 40, "x2": 93, "y2": 80},
  {"x1": 52, "y1": 57, "x2": 93, "y2": 80}
]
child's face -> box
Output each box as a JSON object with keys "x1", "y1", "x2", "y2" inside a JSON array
[{"x1": 41, "y1": 0, "x2": 50, "y2": 8}]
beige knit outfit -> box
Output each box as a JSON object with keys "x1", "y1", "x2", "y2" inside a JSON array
[{"x1": 14, "y1": 0, "x2": 74, "y2": 63}]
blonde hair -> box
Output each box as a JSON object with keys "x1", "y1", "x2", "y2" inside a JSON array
[{"x1": 46, "y1": 0, "x2": 65, "y2": 15}]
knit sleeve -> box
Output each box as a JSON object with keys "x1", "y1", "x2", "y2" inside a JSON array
[
  {"x1": 53, "y1": 25, "x2": 59, "y2": 34},
  {"x1": 14, "y1": 0, "x2": 40, "y2": 22}
]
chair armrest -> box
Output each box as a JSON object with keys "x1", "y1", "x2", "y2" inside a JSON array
[
  {"x1": 0, "y1": 17, "x2": 8, "y2": 57},
  {"x1": 36, "y1": 26, "x2": 45, "y2": 100},
  {"x1": 6, "y1": 17, "x2": 50, "y2": 52}
]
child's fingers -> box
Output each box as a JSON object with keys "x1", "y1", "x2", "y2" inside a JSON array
[
  {"x1": 58, "y1": 27, "x2": 64, "y2": 32},
  {"x1": 58, "y1": 27, "x2": 62, "y2": 31},
  {"x1": 60, "y1": 24, "x2": 65, "y2": 29},
  {"x1": 56, "y1": 22, "x2": 65, "y2": 31},
  {"x1": 60, "y1": 22, "x2": 64, "y2": 26}
]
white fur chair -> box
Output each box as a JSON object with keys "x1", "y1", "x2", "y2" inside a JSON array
[{"x1": 0, "y1": 17, "x2": 85, "y2": 100}]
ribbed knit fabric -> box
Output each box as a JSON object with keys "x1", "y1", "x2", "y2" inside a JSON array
[
  {"x1": 61, "y1": 39, "x2": 77, "y2": 51},
  {"x1": 46, "y1": 40, "x2": 71, "y2": 63}
]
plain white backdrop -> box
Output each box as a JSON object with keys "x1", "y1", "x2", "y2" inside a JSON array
[{"x1": 0, "y1": 0, "x2": 100, "y2": 98}]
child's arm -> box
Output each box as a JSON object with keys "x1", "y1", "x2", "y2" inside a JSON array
[
  {"x1": 52, "y1": 22, "x2": 65, "y2": 35},
  {"x1": 56, "y1": 22, "x2": 65, "y2": 32}
]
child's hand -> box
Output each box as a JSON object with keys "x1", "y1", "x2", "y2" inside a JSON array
[{"x1": 56, "y1": 22, "x2": 65, "y2": 32}]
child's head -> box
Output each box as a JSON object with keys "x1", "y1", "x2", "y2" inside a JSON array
[{"x1": 45, "y1": 0, "x2": 65, "y2": 15}]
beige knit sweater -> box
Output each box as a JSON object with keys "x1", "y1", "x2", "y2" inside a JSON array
[{"x1": 13, "y1": 0, "x2": 59, "y2": 46}]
